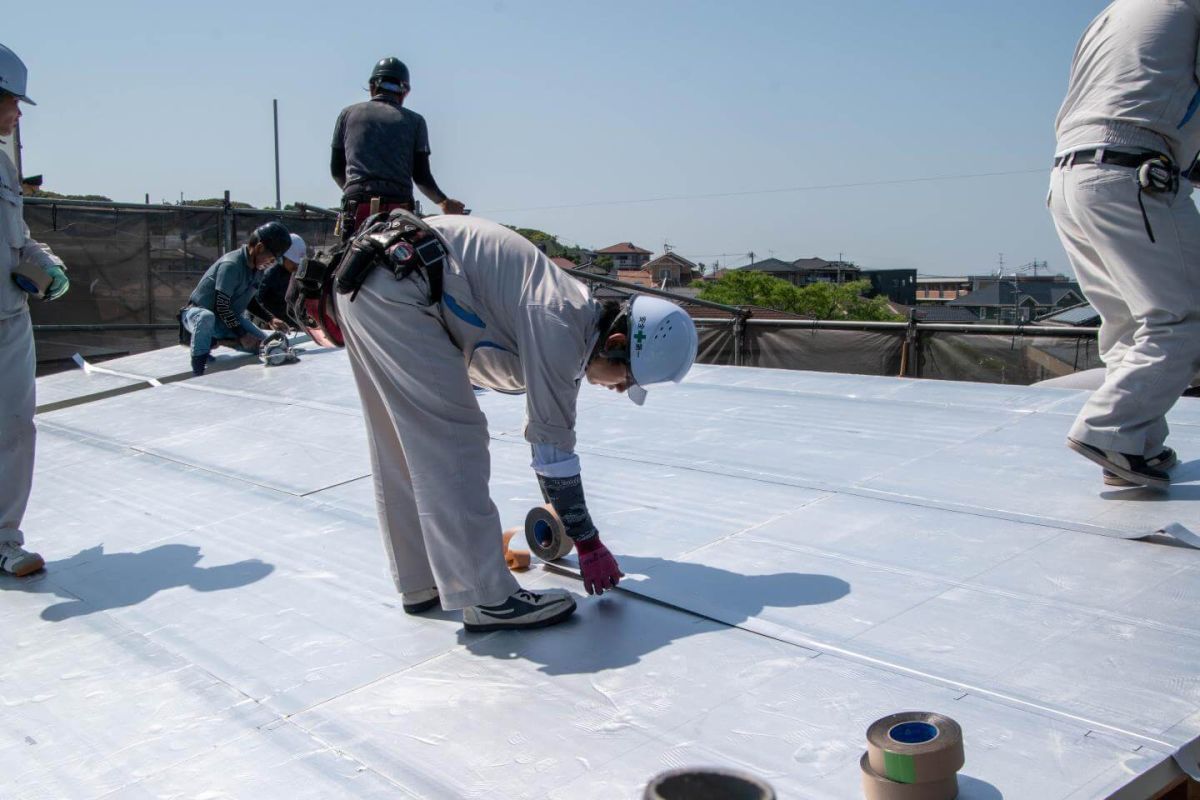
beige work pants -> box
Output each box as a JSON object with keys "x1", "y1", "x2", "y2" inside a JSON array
[
  {"x1": 1049, "y1": 159, "x2": 1200, "y2": 455},
  {"x1": 337, "y1": 267, "x2": 518, "y2": 610}
]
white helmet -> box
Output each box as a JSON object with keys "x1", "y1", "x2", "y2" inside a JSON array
[
  {"x1": 283, "y1": 233, "x2": 307, "y2": 265},
  {"x1": 0, "y1": 44, "x2": 34, "y2": 105},
  {"x1": 625, "y1": 294, "x2": 698, "y2": 406}
]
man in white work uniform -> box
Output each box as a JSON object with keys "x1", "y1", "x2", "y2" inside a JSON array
[
  {"x1": 293, "y1": 212, "x2": 697, "y2": 631},
  {"x1": 1049, "y1": 0, "x2": 1200, "y2": 490},
  {"x1": 0, "y1": 43, "x2": 70, "y2": 576}
]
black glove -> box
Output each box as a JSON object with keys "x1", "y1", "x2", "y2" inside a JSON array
[{"x1": 536, "y1": 474, "x2": 599, "y2": 544}]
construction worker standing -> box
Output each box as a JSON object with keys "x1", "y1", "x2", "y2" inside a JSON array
[
  {"x1": 330, "y1": 58, "x2": 465, "y2": 237},
  {"x1": 0, "y1": 44, "x2": 69, "y2": 577},
  {"x1": 1050, "y1": 0, "x2": 1200, "y2": 490},
  {"x1": 292, "y1": 213, "x2": 697, "y2": 631},
  {"x1": 180, "y1": 221, "x2": 292, "y2": 376}
]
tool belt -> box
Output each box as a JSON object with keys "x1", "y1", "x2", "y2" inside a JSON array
[
  {"x1": 337, "y1": 194, "x2": 416, "y2": 240},
  {"x1": 334, "y1": 209, "x2": 447, "y2": 304},
  {"x1": 1055, "y1": 148, "x2": 1182, "y2": 244}
]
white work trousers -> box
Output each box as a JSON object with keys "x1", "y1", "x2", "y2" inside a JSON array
[
  {"x1": 338, "y1": 267, "x2": 519, "y2": 610},
  {"x1": 0, "y1": 311, "x2": 36, "y2": 546},
  {"x1": 1049, "y1": 160, "x2": 1200, "y2": 455}
]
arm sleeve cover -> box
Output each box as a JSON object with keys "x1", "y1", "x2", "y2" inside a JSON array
[{"x1": 536, "y1": 474, "x2": 598, "y2": 544}]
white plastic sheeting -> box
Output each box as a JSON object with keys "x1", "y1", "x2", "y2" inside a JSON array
[{"x1": 6, "y1": 347, "x2": 1200, "y2": 798}]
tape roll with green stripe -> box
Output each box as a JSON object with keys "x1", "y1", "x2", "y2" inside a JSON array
[
  {"x1": 860, "y1": 753, "x2": 958, "y2": 800},
  {"x1": 866, "y1": 712, "x2": 964, "y2": 786}
]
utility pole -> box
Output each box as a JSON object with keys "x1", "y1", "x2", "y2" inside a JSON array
[{"x1": 273, "y1": 99, "x2": 282, "y2": 210}]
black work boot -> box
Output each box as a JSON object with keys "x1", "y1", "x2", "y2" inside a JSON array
[{"x1": 191, "y1": 355, "x2": 208, "y2": 377}]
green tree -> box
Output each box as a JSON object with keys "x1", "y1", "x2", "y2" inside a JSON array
[{"x1": 696, "y1": 272, "x2": 903, "y2": 321}]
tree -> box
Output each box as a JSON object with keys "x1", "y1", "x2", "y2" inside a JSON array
[
  {"x1": 696, "y1": 271, "x2": 903, "y2": 321},
  {"x1": 27, "y1": 190, "x2": 112, "y2": 202}
]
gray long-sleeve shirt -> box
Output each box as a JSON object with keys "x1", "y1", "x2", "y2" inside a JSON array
[
  {"x1": 426, "y1": 216, "x2": 601, "y2": 460},
  {"x1": 1056, "y1": 0, "x2": 1200, "y2": 164},
  {"x1": 0, "y1": 150, "x2": 64, "y2": 321}
]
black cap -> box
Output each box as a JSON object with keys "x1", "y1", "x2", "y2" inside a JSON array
[
  {"x1": 369, "y1": 58, "x2": 410, "y2": 90},
  {"x1": 252, "y1": 221, "x2": 292, "y2": 258}
]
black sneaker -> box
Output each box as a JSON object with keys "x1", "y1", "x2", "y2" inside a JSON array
[
  {"x1": 462, "y1": 588, "x2": 576, "y2": 632},
  {"x1": 1103, "y1": 447, "x2": 1178, "y2": 487},
  {"x1": 1068, "y1": 438, "x2": 1170, "y2": 490}
]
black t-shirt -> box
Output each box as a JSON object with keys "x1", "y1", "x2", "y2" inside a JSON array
[{"x1": 331, "y1": 96, "x2": 431, "y2": 201}]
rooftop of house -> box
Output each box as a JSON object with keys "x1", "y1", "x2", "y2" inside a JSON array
[
  {"x1": 738, "y1": 257, "x2": 861, "y2": 273},
  {"x1": 11, "y1": 345, "x2": 1200, "y2": 799},
  {"x1": 1036, "y1": 302, "x2": 1101, "y2": 326},
  {"x1": 596, "y1": 241, "x2": 653, "y2": 255},
  {"x1": 948, "y1": 279, "x2": 1083, "y2": 308}
]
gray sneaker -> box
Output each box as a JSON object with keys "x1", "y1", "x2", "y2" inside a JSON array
[
  {"x1": 462, "y1": 588, "x2": 576, "y2": 632},
  {"x1": 0, "y1": 543, "x2": 45, "y2": 577}
]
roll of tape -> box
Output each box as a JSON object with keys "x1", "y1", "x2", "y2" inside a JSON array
[
  {"x1": 866, "y1": 712, "x2": 964, "y2": 785},
  {"x1": 860, "y1": 753, "x2": 957, "y2": 800},
  {"x1": 524, "y1": 504, "x2": 574, "y2": 561},
  {"x1": 11, "y1": 264, "x2": 51, "y2": 299}
]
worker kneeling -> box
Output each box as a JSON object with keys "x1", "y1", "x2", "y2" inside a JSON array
[
  {"x1": 181, "y1": 222, "x2": 294, "y2": 376},
  {"x1": 290, "y1": 211, "x2": 697, "y2": 631}
]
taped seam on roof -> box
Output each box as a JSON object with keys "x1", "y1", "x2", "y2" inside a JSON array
[{"x1": 576, "y1": 571, "x2": 1181, "y2": 755}]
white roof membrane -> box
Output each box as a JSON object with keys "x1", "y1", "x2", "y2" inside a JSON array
[{"x1": 5, "y1": 346, "x2": 1200, "y2": 798}]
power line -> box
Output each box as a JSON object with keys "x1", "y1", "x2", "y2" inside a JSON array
[{"x1": 480, "y1": 167, "x2": 1047, "y2": 215}]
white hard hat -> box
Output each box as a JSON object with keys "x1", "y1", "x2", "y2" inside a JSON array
[
  {"x1": 625, "y1": 294, "x2": 698, "y2": 406},
  {"x1": 283, "y1": 233, "x2": 307, "y2": 265},
  {"x1": 0, "y1": 44, "x2": 34, "y2": 105}
]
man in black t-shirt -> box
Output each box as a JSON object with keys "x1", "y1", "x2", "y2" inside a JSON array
[{"x1": 331, "y1": 58, "x2": 465, "y2": 236}]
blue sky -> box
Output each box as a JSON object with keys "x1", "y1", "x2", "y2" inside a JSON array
[{"x1": 11, "y1": 1, "x2": 1111, "y2": 274}]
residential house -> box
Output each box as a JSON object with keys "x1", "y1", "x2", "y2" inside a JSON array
[
  {"x1": 642, "y1": 251, "x2": 700, "y2": 288},
  {"x1": 596, "y1": 242, "x2": 652, "y2": 270},
  {"x1": 915, "y1": 276, "x2": 972, "y2": 303},
  {"x1": 549, "y1": 257, "x2": 576, "y2": 271},
  {"x1": 947, "y1": 275, "x2": 1084, "y2": 323},
  {"x1": 736, "y1": 257, "x2": 861, "y2": 286}
]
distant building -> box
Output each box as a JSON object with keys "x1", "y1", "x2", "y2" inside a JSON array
[
  {"x1": 915, "y1": 276, "x2": 972, "y2": 303},
  {"x1": 861, "y1": 269, "x2": 917, "y2": 306},
  {"x1": 642, "y1": 251, "x2": 700, "y2": 288},
  {"x1": 736, "y1": 257, "x2": 861, "y2": 286},
  {"x1": 948, "y1": 275, "x2": 1084, "y2": 323},
  {"x1": 549, "y1": 256, "x2": 576, "y2": 270},
  {"x1": 596, "y1": 242, "x2": 653, "y2": 270}
]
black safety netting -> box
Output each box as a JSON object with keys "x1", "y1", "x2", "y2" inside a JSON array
[
  {"x1": 24, "y1": 200, "x2": 336, "y2": 372},
  {"x1": 696, "y1": 322, "x2": 1099, "y2": 384}
]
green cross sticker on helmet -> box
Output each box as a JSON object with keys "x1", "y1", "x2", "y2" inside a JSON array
[{"x1": 625, "y1": 294, "x2": 699, "y2": 406}]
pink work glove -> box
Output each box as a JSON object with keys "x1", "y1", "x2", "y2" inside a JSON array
[{"x1": 576, "y1": 535, "x2": 624, "y2": 596}]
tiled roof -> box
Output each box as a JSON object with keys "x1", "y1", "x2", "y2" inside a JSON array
[
  {"x1": 596, "y1": 242, "x2": 652, "y2": 255},
  {"x1": 549, "y1": 257, "x2": 576, "y2": 270}
]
